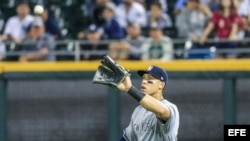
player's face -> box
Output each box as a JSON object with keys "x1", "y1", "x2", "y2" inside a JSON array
[{"x1": 141, "y1": 74, "x2": 164, "y2": 95}]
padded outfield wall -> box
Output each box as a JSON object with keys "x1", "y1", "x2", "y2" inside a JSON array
[{"x1": 1, "y1": 60, "x2": 250, "y2": 141}]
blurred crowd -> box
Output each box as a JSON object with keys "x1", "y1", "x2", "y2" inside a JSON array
[{"x1": 0, "y1": 0, "x2": 250, "y2": 62}]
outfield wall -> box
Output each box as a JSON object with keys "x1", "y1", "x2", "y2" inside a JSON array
[{"x1": 1, "y1": 60, "x2": 250, "y2": 141}]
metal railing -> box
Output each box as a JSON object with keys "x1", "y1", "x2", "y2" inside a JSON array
[{"x1": 1, "y1": 38, "x2": 250, "y2": 61}]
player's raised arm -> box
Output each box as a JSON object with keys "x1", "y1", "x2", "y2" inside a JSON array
[
  {"x1": 139, "y1": 93, "x2": 170, "y2": 121},
  {"x1": 117, "y1": 66, "x2": 171, "y2": 121}
]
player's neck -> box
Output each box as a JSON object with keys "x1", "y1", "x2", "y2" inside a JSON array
[{"x1": 152, "y1": 92, "x2": 164, "y2": 101}]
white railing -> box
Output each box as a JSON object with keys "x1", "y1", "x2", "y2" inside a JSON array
[{"x1": 1, "y1": 38, "x2": 250, "y2": 61}]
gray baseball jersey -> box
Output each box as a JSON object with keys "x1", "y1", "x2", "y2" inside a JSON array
[{"x1": 123, "y1": 99, "x2": 179, "y2": 141}]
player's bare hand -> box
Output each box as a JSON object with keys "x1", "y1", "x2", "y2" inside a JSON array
[{"x1": 117, "y1": 76, "x2": 132, "y2": 93}]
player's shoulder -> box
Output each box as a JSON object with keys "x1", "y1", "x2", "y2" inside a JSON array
[
  {"x1": 134, "y1": 104, "x2": 143, "y2": 111},
  {"x1": 162, "y1": 99, "x2": 179, "y2": 119},
  {"x1": 132, "y1": 105, "x2": 145, "y2": 114},
  {"x1": 161, "y1": 99, "x2": 178, "y2": 110}
]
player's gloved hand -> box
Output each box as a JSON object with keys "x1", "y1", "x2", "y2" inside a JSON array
[
  {"x1": 92, "y1": 55, "x2": 130, "y2": 88},
  {"x1": 117, "y1": 76, "x2": 132, "y2": 92},
  {"x1": 93, "y1": 55, "x2": 145, "y2": 102}
]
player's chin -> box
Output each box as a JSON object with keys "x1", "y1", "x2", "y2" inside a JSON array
[{"x1": 140, "y1": 89, "x2": 148, "y2": 94}]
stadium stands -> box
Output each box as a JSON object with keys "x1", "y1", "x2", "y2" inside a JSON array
[{"x1": 0, "y1": 0, "x2": 249, "y2": 61}]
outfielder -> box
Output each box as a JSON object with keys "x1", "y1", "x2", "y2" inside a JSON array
[{"x1": 93, "y1": 55, "x2": 179, "y2": 141}]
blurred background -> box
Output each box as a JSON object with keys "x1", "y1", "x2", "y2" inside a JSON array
[{"x1": 0, "y1": 0, "x2": 250, "y2": 141}]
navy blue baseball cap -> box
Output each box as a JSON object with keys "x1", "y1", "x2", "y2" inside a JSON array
[
  {"x1": 87, "y1": 24, "x2": 99, "y2": 33},
  {"x1": 137, "y1": 66, "x2": 168, "y2": 84}
]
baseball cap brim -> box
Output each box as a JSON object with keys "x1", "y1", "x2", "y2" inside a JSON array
[
  {"x1": 137, "y1": 70, "x2": 159, "y2": 80},
  {"x1": 137, "y1": 66, "x2": 168, "y2": 84},
  {"x1": 137, "y1": 70, "x2": 148, "y2": 77}
]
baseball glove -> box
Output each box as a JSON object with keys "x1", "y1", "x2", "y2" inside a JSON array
[{"x1": 92, "y1": 55, "x2": 130, "y2": 87}]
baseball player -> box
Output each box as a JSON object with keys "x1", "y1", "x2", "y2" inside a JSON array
[{"x1": 117, "y1": 65, "x2": 179, "y2": 141}]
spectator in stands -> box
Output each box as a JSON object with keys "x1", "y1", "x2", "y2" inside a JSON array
[
  {"x1": 208, "y1": 0, "x2": 246, "y2": 39},
  {"x1": 77, "y1": 0, "x2": 116, "y2": 40},
  {"x1": 81, "y1": 24, "x2": 107, "y2": 60},
  {"x1": 77, "y1": 2, "x2": 120, "y2": 41},
  {"x1": 209, "y1": 0, "x2": 220, "y2": 12},
  {"x1": 209, "y1": 0, "x2": 240, "y2": 10},
  {"x1": 84, "y1": 0, "x2": 120, "y2": 18},
  {"x1": 237, "y1": 0, "x2": 250, "y2": 38},
  {"x1": 141, "y1": 23, "x2": 173, "y2": 61},
  {"x1": 19, "y1": 17, "x2": 55, "y2": 61},
  {"x1": 91, "y1": 0, "x2": 116, "y2": 26},
  {"x1": 0, "y1": 41, "x2": 5, "y2": 61},
  {"x1": 113, "y1": 0, "x2": 123, "y2": 5},
  {"x1": 147, "y1": 2, "x2": 173, "y2": 29},
  {"x1": 0, "y1": 9, "x2": 3, "y2": 32},
  {"x1": 125, "y1": 22, "x2": 145, "y2": 60},
  {"x1": 102, "y1": 3, "x2": 124, "y2": 39},
  {"x1": 33, "y1": 5, "x2": 61, "y2": 40},
  {"x1": 199, "y1": 0, "x2": 242, "y2": 58},
  {"x1": 237, "y1": 0, "x2": 250, "y2": 21},
  {"x1": 116, "y1": 0, "x2": 147, "y2": 28},
  {"x1": 176, "y1": 0, "x2": 208, "y2": 40},
  {"x1": 174, "y1": 0, "x2": 212, "y2": 18},
  {"x1": 136, "y1": 0, "x2": 168, "y2": 13},
  {"x1": 0, "y1": 1, "x2": 34, "y2": 43},
  {"x1": 247, "y1": 14, "x2": 250, "y2": 37},
  {"x1": 101, "y1": 3, "x2": 128, "y2": 60},
  {"x1": 108, "y1": 41, "x2": 130, "y2": 60},
  {"x1": 0, "y1": 7, "x2": 5, "y2": 60}
]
